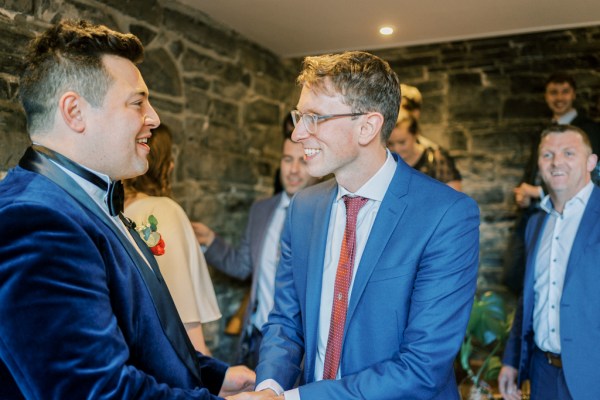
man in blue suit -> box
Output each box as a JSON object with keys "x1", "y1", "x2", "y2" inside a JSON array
[
  {"x1": 0, "y1": 20, "x2": 253, "y2": 399},
  {"x1": 499, "y1": 124, "x2": 600, "y2": 400},
  {"x1": 231, "y1": 51, "x2": 480, "y2": 400}
]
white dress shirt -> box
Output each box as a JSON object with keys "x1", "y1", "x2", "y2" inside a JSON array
[
  {"x1": 54, "y1": 162, "x2": 153, "y2": 270},
  {"x1": 314, "y1": 152, "x2": 396, "y2": 381},
  {"x1": 252, "y1": 193, "x2": 291, "y2": 331},
  {"x1": 533, "y1": 181, "x2": 593, "y2": 354},
  {"x1": 554, "y1": 108, "x2": 578, "y2": 125}
]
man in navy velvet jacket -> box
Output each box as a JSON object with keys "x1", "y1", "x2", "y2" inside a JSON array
[{"x1": 0, "y1": 19, "x2": 253, "y2": 399}]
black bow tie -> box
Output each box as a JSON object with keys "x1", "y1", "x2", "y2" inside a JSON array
[{"x1": 31, "y1": 145, "x2": 124, "y2": 216}]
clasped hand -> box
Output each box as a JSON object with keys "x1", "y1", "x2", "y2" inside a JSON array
[
  {"x1": 218, "y1": 366, "x2": 283, "y2": 400},
  {"x1": 226, "y1": 389, "x2": 283, "y2": 400}
]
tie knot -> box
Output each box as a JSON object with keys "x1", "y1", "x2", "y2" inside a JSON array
[{"x1": 343, "y1": 195, "x2": 368, "y2": 219}]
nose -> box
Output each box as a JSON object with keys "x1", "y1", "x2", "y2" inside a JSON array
[
  {"x1": 290, "y1": 159, "x2": 301, "y2": 173},
  {"x1": 551, "y1": 154, "x2": 564, "y2": 166},
  {"x1": 291, "y1": 124, "x2": 310, "y2": 142},
  {"x1": 145, "y1": 103, "x2": 161, "y2": 129}
]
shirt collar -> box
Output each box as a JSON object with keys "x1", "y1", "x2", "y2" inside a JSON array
[
  {"x1": 51, "y1": 160, "x2": 112, "y2": 213},
  {"x1": 279, "y1": 192, "x2": 291, "y2": 209},
  {"x1": 555, "y1": 108, "x2": 578, "y2": 125},
  {"x1": 540, "y1": 180, "x2": 594, "y2": 215},
  {"x1": 336, "y1": 150, "x2": 396, "y2": 202}
]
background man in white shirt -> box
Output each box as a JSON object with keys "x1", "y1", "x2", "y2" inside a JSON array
[{"x1": 499, "y1": 124, "x2": 600, "y2": 400}]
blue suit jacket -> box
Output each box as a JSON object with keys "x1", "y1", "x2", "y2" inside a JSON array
[
  {"x1": 256, "y1": 155, "x2": 480, "y2": 399},
  {"x1": 0, "y1": 150, "x2": 228, "y2": 399},
  {"x1": 205, "y1": 193, "x2": 282, "y2": 341},
  {"x1": 503, "y1": 186, "x2": 600, "y2": 399}
]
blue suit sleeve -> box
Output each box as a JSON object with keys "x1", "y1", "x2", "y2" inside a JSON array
[
  {"x1": 203, "y1": 202, "x2": 258, "y2": 281},
  {"x1": 502, "y1": 295, "x2": 524, "y2": 368},
  {"x1": 255, "y1": 201, "x2": 304, "y2": 389}
]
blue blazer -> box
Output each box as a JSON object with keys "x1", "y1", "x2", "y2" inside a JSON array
[
  {"x1": 503, "y1": 186, "x2": 600, "y2": 399},
  {"x1": 0, "y1": 150, "x2": 227, "y2": 399},
  {"x1": 205, "y1": 193, "x2": 282, "y2": 350},
  {"x1": 256, "y1": 155, "x2": 480, "y2": 399},
  {"x1": 205, "y1": 193, "x2": 282, "y2": 282}
]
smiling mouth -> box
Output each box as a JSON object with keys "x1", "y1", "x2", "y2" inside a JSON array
[
  {"x1": 136, "y1": 138, "x2": 148, "y2": 144},
  {"x1": 304, "y1": 148, "x2": 321, "y2": 157}
]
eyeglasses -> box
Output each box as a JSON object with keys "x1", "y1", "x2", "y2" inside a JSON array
[{"x1": 290, "y1": 110, "x2": 366, "y2": 134}]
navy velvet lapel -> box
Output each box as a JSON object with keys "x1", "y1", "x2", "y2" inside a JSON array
[{"x1": 18, "y1": 147, "x2": 203, "y2": 384}]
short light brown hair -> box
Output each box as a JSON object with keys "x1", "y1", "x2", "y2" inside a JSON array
[{"x1": 297, "y1": 51, "x2": 400, "y2": 142}]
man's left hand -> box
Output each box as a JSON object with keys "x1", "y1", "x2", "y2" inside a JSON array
[{"x1": 218, "y1": 365, "x2": 256, "y2": 397}]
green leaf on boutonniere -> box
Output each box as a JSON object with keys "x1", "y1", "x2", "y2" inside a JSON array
[
  {"x1": 133, "y1": 214, "x2": 165, "y2": 256},
  {"x1": 148, "y1": 214, "x2": 158, "y2": 231}
]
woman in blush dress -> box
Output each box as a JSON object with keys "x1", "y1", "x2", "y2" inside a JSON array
[{"x1": 124, "y1": 124, "x2": 221, "y2": 355}]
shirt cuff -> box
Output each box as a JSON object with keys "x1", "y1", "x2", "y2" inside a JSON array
[
  {"x1": 255, "y1": 379, "x2": 284, "y2": 395},
  {"x1": 284, "y1": 388, "x2": 300, "y2": 400}
]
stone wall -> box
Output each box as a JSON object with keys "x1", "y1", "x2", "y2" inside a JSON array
[{"x1": 1, "y1": 0, "x2": 599, "y2": 363}]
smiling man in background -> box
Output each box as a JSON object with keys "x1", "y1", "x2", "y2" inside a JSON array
[{"x1": 499, "y1": 124, "x2": 600, "y2": 400}]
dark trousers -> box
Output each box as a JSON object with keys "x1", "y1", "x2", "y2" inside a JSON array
[{"x1": 529, "y1": 347, "x2": 573, "y2": 400}]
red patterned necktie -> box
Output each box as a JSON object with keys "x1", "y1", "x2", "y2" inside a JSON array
[{"x1": 322, "y1": 195, "x2": 369, "y2": 380}]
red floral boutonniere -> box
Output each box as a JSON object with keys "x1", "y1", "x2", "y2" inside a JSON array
[{"x1": 136, "y1": 214, "x2": 165, "y2": 256}]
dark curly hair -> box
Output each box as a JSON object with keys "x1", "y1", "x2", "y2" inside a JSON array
[{"x1": 19, "y1": 19, "x2": 144, "y2": 134}]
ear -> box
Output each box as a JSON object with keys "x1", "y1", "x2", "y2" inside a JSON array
[
  {"x1": 358, "y1": 112, "x2": 384, "y2": 146},
  {"x1": 59, "y1": 91, "x2": 86, "y2": 133},
  {"x1": 587, "y1": 153, "x2": 598, "y2": 172}
]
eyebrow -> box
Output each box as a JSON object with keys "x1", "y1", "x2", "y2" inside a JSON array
[{"x1": 132, "y1": 89, "x2": 149, "y2": 98}]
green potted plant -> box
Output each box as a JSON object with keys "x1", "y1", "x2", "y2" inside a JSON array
[{"x1": 460, "y1": 291, "x2": 514, "y2": 399}]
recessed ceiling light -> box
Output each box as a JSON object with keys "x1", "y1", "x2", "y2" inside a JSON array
[{"x1": 379, "y1": 26, "x2": 394, "y2": 35}]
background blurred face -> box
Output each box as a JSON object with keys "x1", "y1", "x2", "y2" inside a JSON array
[
  {"x1": 387, "y1": 121, "x2": 418, "y2": 161},
  {"x1": 280, "y1": 138, "x2": 317, "y2": 196},
  {"x1": 538, "y1": 130, "x2": 596, "y2": 203},
  {"x1": 84, "y1": 55, "x2": 160, "y2": 180},
  {"x1": 545, "y1": 82, "x2": 576, "y2": 118}
]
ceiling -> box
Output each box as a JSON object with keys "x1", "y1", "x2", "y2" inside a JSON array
[{"x1": 177, "y1": 0, "x2": 600, "y2": 58}]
